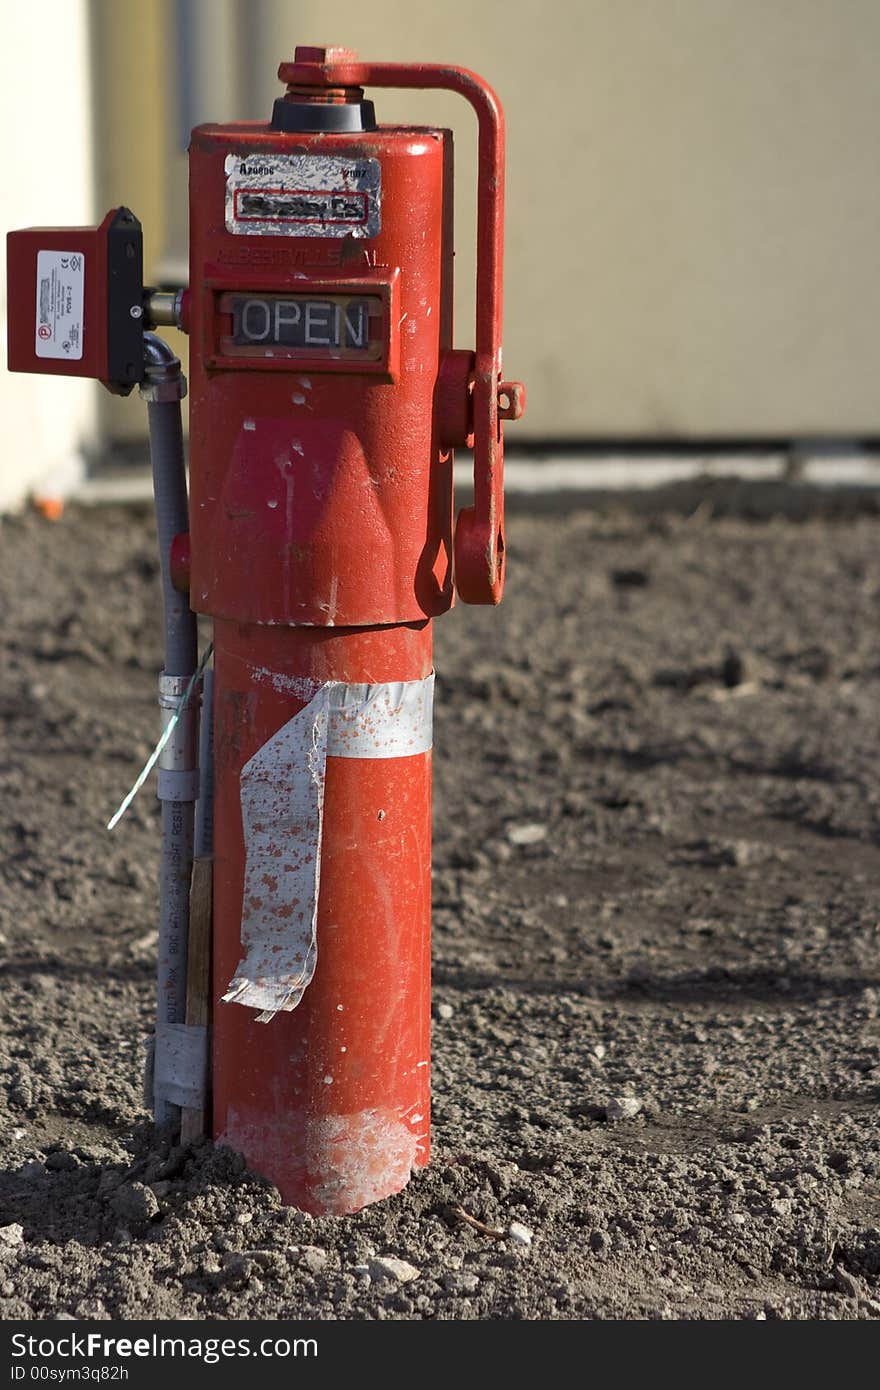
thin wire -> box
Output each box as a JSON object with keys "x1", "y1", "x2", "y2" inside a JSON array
[{"x1": 107, "y1": 643, "x2": 214, "y2": 831}]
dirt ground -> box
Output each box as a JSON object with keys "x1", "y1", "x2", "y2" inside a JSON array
[{"x1": 1, "y1": 487, "x2": 880, "y2": 1321}]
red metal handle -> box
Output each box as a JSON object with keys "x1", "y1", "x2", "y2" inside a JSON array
[{"x1": 278, "y1": 53, "x2": 524, "y2": 604}]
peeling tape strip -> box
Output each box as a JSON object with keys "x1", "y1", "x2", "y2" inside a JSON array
[
  {"x1": 153, "y1": 1023, "x2": 209, "y2": 1110},
  {"x1": 223, "y1": 684, "x2": 331, "y2": 1022},
  {"x1": 223, "y1": 674, "x2": 434, "y2": 1022}
]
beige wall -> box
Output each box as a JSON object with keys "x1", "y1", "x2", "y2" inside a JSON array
[
  {"x1": 185, "y1": 0, "x2": 880, "y2": 440},
  {"x1": 14, "y1": 0, "x2": 880, "y2": 458},
  {"x1": 0, "y1": 0, "x2": 96, "y2": 509},
  {"x1": 90, "y1": 0, "x2": 183, "y2": 443}
]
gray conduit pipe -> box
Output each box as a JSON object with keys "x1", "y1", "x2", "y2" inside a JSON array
[
  {"x1": 141, "y1": 333, "x2": 199, "y2": 1127},
  {"x1": 194, "y1": 668, "x2": 215, "y2": 861}
]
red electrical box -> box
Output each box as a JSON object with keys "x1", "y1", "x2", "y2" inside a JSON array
[{"x1": 6, "y1": 207, "x2": 144, "y2": 395}]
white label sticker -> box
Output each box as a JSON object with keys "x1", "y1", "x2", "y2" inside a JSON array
[
  {"x1": 225, "y1": 153, "x2": 381, "y2": 239},
  {"x1": 35, "y1": 250, "x2": 85, "y2": 360}
]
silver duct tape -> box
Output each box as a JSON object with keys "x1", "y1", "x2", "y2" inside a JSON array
[
  {"x1": 328, "y1": 676, "x2": 433, "y2": 758},
  {"x1": 158, "y1": 673, "x2": 199, "y2": 774},
  {"x1": 222, "y1": 685, "x2": 331, "y2": 1023},
  {"x1": 223, "y1": 673, "x2": 434, "y2": 1022},
  {"x1": 158, "y1": 673, "x2": 192, "y2": 702},
  {"x1": 157, "y1": 768, "x2": 200, "y2": 801},
  {"x1": 244, "y1": 669, "x2": 436, "y2": 753},
  {"x1": 153, "y1": 1023, "x2": 209, "y2": 1111}
]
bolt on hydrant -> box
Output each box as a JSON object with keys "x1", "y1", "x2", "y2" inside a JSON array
[{"x1": 6, "y1": 47, "x2": 524, "y2": 1214}]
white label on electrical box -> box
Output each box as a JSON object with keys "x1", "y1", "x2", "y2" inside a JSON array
[
  {"x1": 35, "y1": 250, "x2": 85, "y2": 360},
  {"x1": 225, "y1": 153, "x2": 381, "y2": 239}
]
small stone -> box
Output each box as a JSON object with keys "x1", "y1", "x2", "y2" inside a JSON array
[
  {"x1": 97, "y1": 1170, "x2": 123, "y2": 1198},
  {"x1": 221, "y1": 1253, "x2": 254, "y2": 1286},
  {"x1": 506, "y1": 823, "x2": 548, "y2": 846},
  {"x1": 0, "y1": 1225, "x2": 24, "y2": 1249},
  {"x1": 443, "y1": 1270, "x2": 480, "y2": 1293},
  {"x1": 605, "y1": 1096, "x2": 643, "y2": 1122},
  {"x1": 611, "y1": 567, "x2": 650, "y2": 588},
  {"x1": 330, "y1": 1276, "x2": 355, "y2": 1303},
  {"x1": 1, "y1": 1281, "x2": 14, "y2": 1296},
  {"x1": 11, "y1": 1128, "x2": 26, "y2": 1141},
  {"x1": 109, "y1": 1182, "x2": 159, "y2": 1224},
  {"x1": 301, "y1": 1246, "x2": 328, "y2": 1275},
  {"x1": 721, "y1": 647, "x2": 746, "y2": 688},
  {"x1": 592, "y1": 1044, "x2": 606, "y2": 1061},
  {"x1": 45, "y1": 1150, "x2": 77, "y2": 1172},
  {"x1": 75, "y1": 1299, "x2": 109, "y2": 1320},
  {"x1": 730, "y1": 842, "x2": 754, "y2": 868},
  {"x1": 235, "y1": 1210, "x2": 253, "y2": 1226},
  {"x1": 833, "y1": 1266, "x2": 863, "y2": 1299},
  {"x1": 384, "y1": 1294, "x2": 414, "y2": 1314},
  {"x1": 508, "y1": 1222, "x2": 533, "y2": 1247},
  {"x1": 436, "y1": 1002, "x2": 454, "y2": 1021},
  {"x1": 368, "y1": 1255, "x2": 420, "y2": 1284},
  {"x1": 770, "y1": 1198, "x2": 793, "y2": 1217}
]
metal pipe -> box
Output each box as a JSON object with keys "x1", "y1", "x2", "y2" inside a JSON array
[
  {"x1": 141, "y1": 333, "x2": 199, "y2": 1126},
  {"x1": 194, "y1": 668, "x2": 214, "y2": 859},
  {"x1": 178, "y1": 665, "x2": 214, "y2": 1144},
  {"x1": 144, "y1": 288, "x2": 186, "y2": 329}
]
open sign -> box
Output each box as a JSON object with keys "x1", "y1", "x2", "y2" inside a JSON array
[{"x1": 221, "y1": 292, "x2": 383, "y2": 361}]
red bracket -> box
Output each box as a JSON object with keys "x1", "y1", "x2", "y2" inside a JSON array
[{"x1": 278, "y1": 52, "x2": 526, "y2": 604}]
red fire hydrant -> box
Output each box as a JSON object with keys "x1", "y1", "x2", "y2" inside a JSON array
[{"x1": 7, "y1": 46, "x2": 524, "y2": 1215}]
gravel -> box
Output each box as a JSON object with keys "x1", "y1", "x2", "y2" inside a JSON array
[{"x1": 1, "y1": 495, "x2": 879, "y2": 1320}]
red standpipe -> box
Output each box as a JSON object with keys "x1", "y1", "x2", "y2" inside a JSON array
[{"x1": 186, "y1": 49, "x2": 524, "y2": 1214}]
